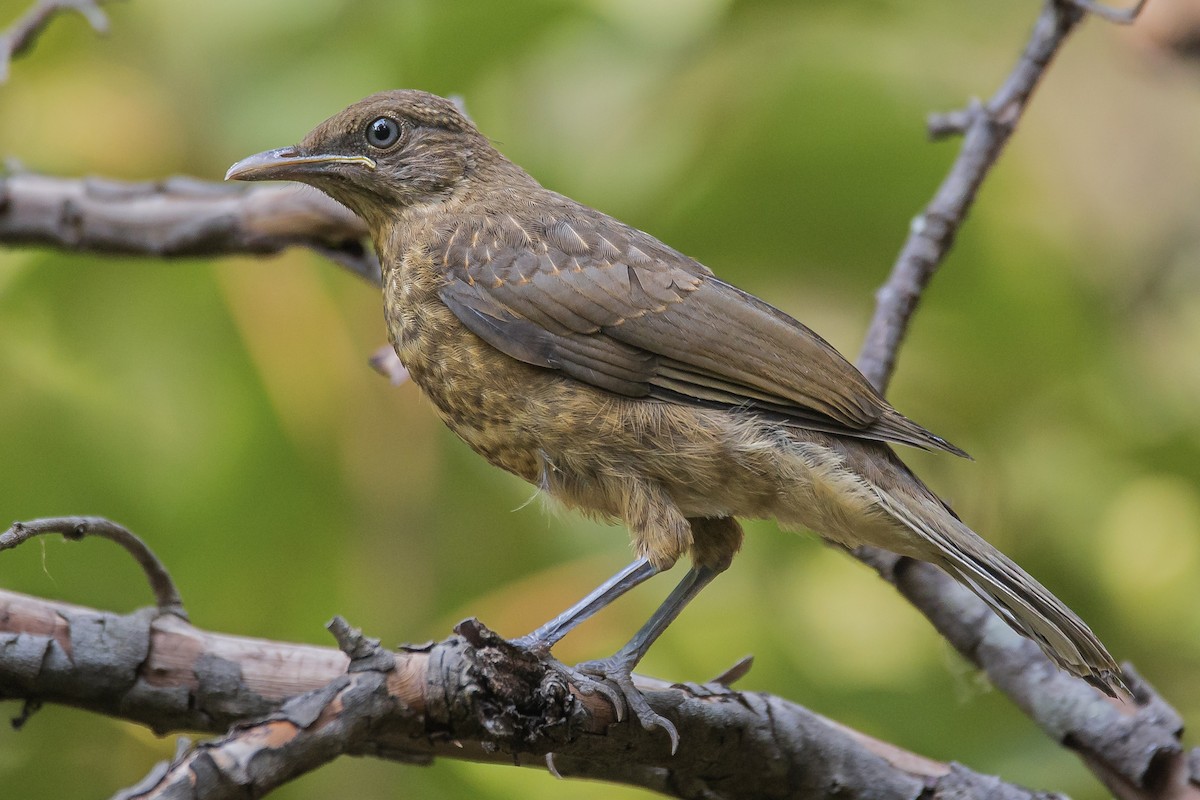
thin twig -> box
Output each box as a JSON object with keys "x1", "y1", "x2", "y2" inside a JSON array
[
  {"x1": 1066, "y1": 0, "x2": 1148, "y2": 25},
  {"x1": 0, "y1": 516, "x2": 186, "y2": 618},
  {"x1": 0, "y1": 0, "x2": 116, "y2": 84},
  {"x1": 368, "y1": 345, "x2": 410, "y2": 385},
  {"x1": 859, "y1": 0, "x2": 1088, "y2": 389},
  {"x1": 856, "y1": 0, "x2": 1147, "y2": 390}
]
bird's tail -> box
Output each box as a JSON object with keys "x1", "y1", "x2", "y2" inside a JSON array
[{"x1": 873, "y1": 488, "x2": 1125, "y2": 696}]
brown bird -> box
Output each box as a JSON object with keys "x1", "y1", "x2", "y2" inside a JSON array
[{"x1": 227, "y1": 90, "x2": 1123, "y2": 744}]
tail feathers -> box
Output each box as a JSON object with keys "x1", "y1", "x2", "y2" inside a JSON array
[
  {"x1": 935, "y1": 539, "x2": 1125, "y2": 697},
  {"x1": 874, "y1": 490, "x2": 1125, "y2": 696}
]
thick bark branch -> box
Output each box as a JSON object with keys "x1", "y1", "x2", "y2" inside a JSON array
[{"x1": 0, "y1": 587, "x2": 1059, "y2": 800}]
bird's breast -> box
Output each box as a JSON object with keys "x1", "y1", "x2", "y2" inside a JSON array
[{"x1": 382, "y1": 258, "x2": 549, "y2": 481}]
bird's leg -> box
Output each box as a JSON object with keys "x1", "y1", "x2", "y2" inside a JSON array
[
  {"x1": 510, "y1": 557, "x2": 662, "y2": 729},
  {"x1": 571, "y1": 564, "x2": 721, "y2": 752},
  {"x1": 513, "y1": 557, "x2": 660, "y2": 652},
  {"x1": 586, "y1": 565, "x2": 718, "y2": 672}
]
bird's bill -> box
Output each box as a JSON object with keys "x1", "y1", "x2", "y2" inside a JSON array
[{"x1": 224, "y1": 147, "x2": 376, "y2": 182}]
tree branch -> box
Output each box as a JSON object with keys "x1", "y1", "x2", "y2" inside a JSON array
[
  {"x1": 858, "y1": 0, "x2": 1093, "y2": 388},
  {"x1": 848, "y1": 4, "x2": 1194, "y2": 800},
  {"x1": 0, "y1": 516, "x2": 186, "y2": 618},
  {"x1": 0, "y1": 586, "x2": 1060, "y2": 800},
  {"x1": 0, "y1": 0, "x2": 117, "y2": 84},
  {"x1": 0, "y1": 168, "x2": 379, "y2": 284}
]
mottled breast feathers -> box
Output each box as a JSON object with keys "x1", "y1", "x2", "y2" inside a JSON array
[{"x1": 434, "y1": 201, "x2": 965, "y2": 457}]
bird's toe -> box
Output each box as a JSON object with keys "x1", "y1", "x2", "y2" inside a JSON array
[{"x1": 570, "y1": 656, "x2": 679, "y2": 753}]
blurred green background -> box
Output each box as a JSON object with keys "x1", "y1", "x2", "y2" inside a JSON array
[{"x1": 2, "y1": 0, "x2": 1198, "y2": 797}]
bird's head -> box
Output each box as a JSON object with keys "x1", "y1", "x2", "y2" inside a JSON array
[{"x1": 226, "y1": 90, "x2": 503, "y2": 229}]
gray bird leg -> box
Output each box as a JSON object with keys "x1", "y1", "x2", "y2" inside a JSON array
[
  {"x1": 515, "y1": 557, "x2": 659, "y2": 651},
  {"x1": 572, "y1": 564, "x2": 722, "y2": 752},
  {"x1": 588, "y1": 564, "x2": 718, "y2": 673}
]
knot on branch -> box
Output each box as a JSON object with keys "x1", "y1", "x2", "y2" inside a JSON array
[
  {"x1": 434, "y1": 618, "x2": 582, "y2": 754},
  {"x1": 927, "y1": 98, "x2": 1019, "y2": 142}
]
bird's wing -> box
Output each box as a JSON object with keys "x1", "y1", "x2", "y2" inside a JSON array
[{"x1": 435, "y1": 209, "x2": 964, "y2": 455}]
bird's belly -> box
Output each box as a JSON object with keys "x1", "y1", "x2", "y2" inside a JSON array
[{"x1": 530, "y1": 398, "x2": 900, "y2": 553}]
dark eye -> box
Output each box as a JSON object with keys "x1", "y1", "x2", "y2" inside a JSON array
[{"x1": 365, "y1": 117, "x2": 402, "y2": 149}]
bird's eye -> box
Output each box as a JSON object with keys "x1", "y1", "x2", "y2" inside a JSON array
[{"x1": 365, "y1": 117, "x2": 402, "y2": 149}]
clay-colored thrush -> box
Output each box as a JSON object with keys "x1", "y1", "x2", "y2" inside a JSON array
[{"x1": 227, "y1": 90, "x2": 1122, "y2": 743}]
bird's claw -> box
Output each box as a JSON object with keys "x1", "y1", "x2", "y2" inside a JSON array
[{"x1": 570, "y1": 656, "x2": 680, "y2": 754}]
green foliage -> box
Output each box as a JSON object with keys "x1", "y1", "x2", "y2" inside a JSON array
[{"x1": 2, "y1": 1, "x2": 1197, "y2": 797}]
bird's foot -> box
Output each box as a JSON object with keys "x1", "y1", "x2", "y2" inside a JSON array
[
  {"x1": 562, "y1": 655, "x2": 679, "y2": 753},
  {"x1": 512, "y1": 635, "x2": 629, "y2": 721}
]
